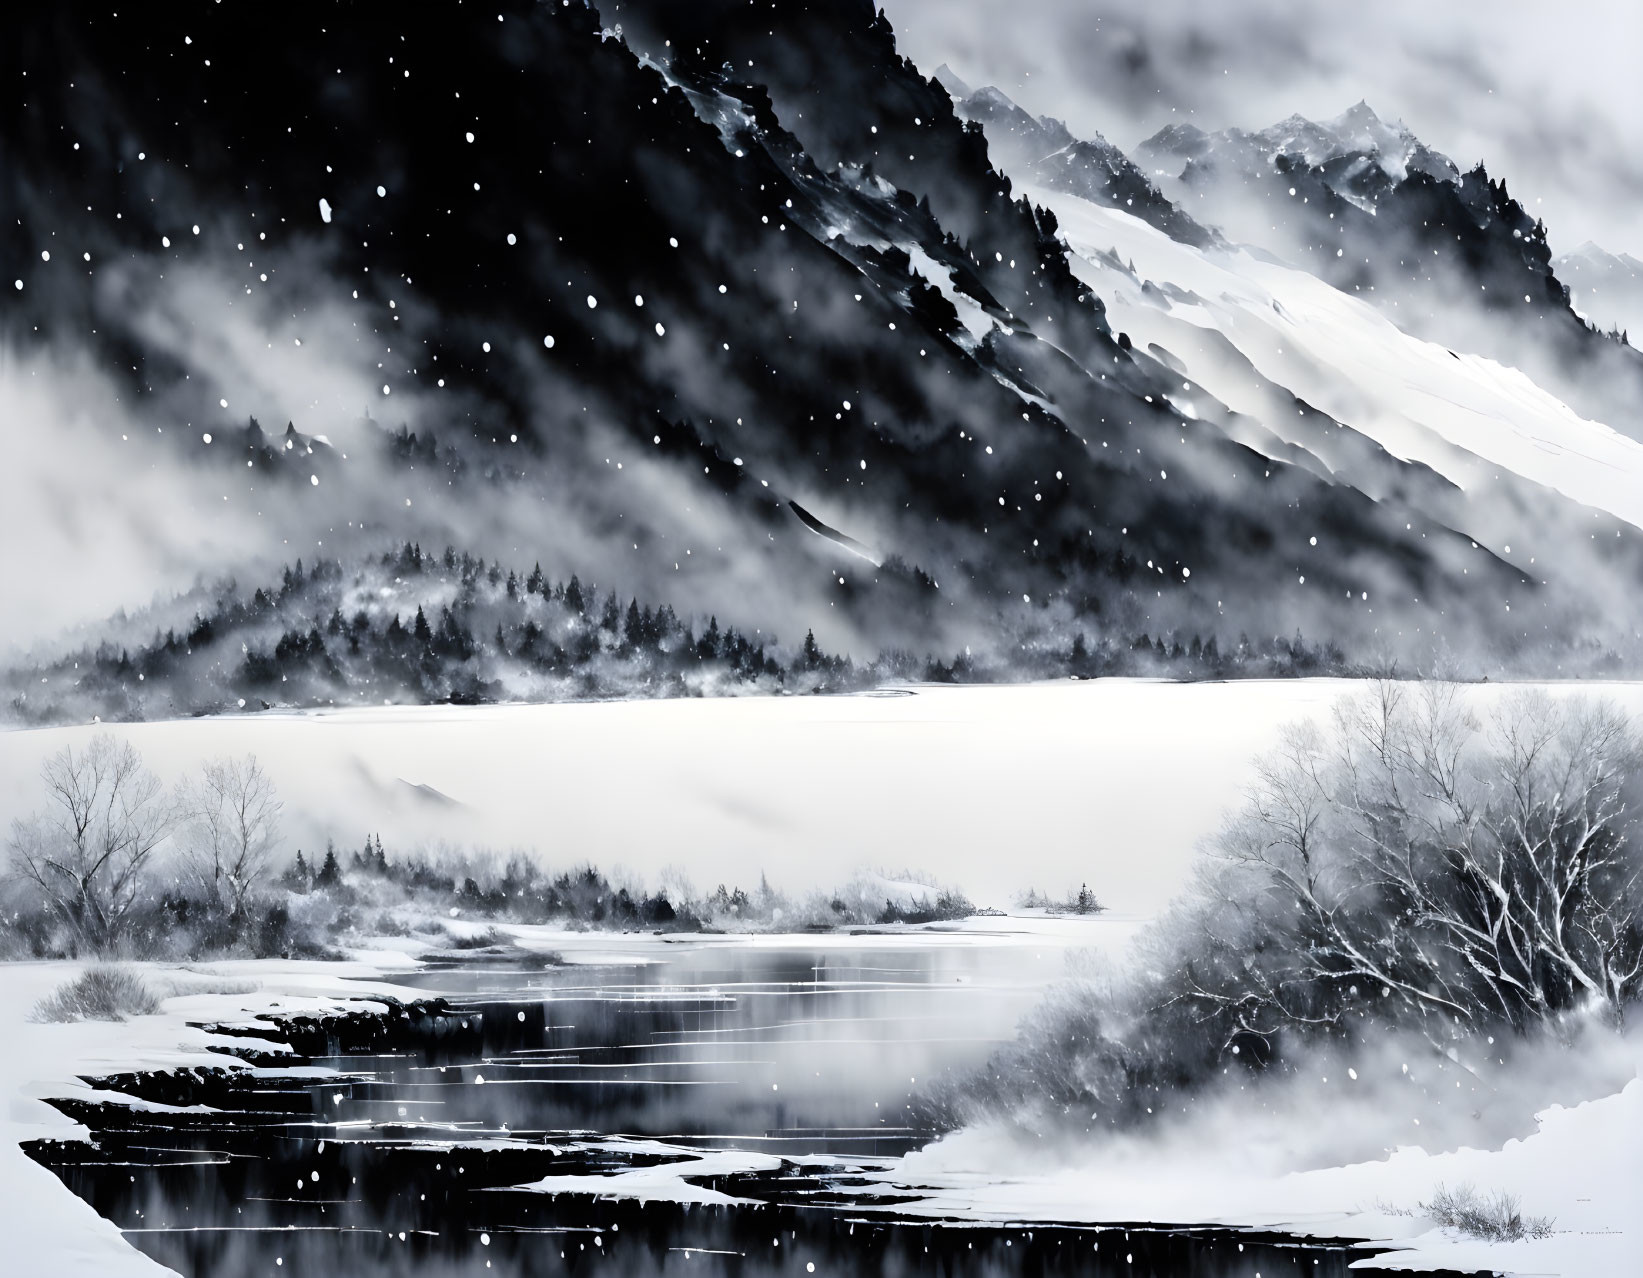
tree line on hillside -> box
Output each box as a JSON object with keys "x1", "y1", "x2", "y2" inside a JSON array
[
  {"x1": 8, "y1": 545, "x2": 852, "y2": 721},
  {"x1": 5, "y1": 545, "x2": 1362, "y2": 724}
]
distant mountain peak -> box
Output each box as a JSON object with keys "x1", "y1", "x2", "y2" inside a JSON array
[
  {"x1": 1260, "y1": 103, "x2": 1448, "y2": 182},
  {"x1": 958, "y1": 83, "x2": 1077, "y2": 154},
  {"x1": 1555, "y1": 241, "x2": 1643, "y2": 337},
  {"x1": 1560, "y1": 240, "x2": 1643, "y2": 271},
  {"x1": 971, "y1": 84, "x2": 1020, "y2": 110},
  {"x1": 951, "y1": 83, "x2": 1216, "y2": 248},
  {"x1": 932, "y1": 62, "x2": 972, "y2": 99},
  {"x1": 1335, "y1": 98, "x2": 1381, "y2": 125},
  {"x1": 1142, "y1": 102, "x2": 1454, "y2": 187}
]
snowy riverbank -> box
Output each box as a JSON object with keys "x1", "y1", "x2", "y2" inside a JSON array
[
  {"x1": 0, "y1": 919, "x2": 1116, "y2": 1275},
  {"x1": 0, "y1": 956, "x2": 424, "y2": 1276},
  {"x1": 2, "y1": 927, "x2": 1638, "y2": 1275},
  {"x1": 4, "y1": 681, "x2": 1642, "y2": 1274},
  {"x1": 884, "y1": 1046, "x2": 1642, "y2": 1274}
]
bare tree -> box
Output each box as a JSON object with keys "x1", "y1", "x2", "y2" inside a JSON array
[
  {"x1": 178, "y1": 755, "x2": 282, "y2": 919},
  {"x1": 954, "y1": 685, "x2": 1643, "y2": 1127},
  {"x1": 7, "y1": 735, "x2": 173, "y2": 950},
  {"x1": 1164, "y1": 683, "x2": 1643, "y2": 1054},
  {"x1": 1475, "y1": 693, "x2": 1643, "y2": 1016}
]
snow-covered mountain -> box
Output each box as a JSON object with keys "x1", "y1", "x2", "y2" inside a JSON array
[
  {"x1": 1134, "y1": 101, "x2": 1544, "y2": 303},
  {"x1": 1132, "y1": 101, "x2": 1643, "y2": 432},
  {"x1": 1556, "y1": 242, "x2": 1643, "y2": 340},
  {"x1": 1141, "y1": 102, "x2": 1458, "y2": 201},
  {"x1": 944, "y1": 83, "x2": 1217, "y2": 248},
  {"x1": 3, "y1": 0, "x2": 1643, "y2": 702}
]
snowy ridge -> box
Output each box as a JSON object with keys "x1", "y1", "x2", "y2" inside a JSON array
[
  {"x1": 1031, "y1": 184, "x2": 1643, "y2": 541},
  {"x1": 1140, "y1": 101, "x2": 1457, "y2": 190}
]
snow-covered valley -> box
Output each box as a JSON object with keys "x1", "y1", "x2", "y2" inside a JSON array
[
  {"x1": 8, "y1": 680, "x2": 1643, "y2": 914},
  {"x1": 4, "y1": 3, "x2": 1643, "y2": 1273},
  {"x1": 3, "y1": 683, "x2": 1641, "y2": 1275}
]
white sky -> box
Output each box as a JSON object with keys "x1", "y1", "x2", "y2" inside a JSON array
[{"x1": 882, "y1": 0, "x2": 1643, "y2": 260}]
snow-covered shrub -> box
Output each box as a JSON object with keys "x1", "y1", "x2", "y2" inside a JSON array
[
  {"x1": 32, "y1": 965, "x2": 161, "y2": 1022},
  {"x1": 443, "y1": 926, "x2": 512, "y2": 950},
  {"x1": 1016, "y1": 884, "x2": 1105, "y2": 913},
  {"x1": 1421, "y1": 1183, "x2": 1553, "y2": 1241},
  {"x1": 929, "y1": 683, "x2": 1643, "y2": 1130},
  {"x1": 1158, "y1": 683, "x2": 1643, "y2": 1050}
]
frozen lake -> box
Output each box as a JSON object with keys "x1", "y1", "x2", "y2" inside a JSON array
[
  {"x1": 6, "y1": 679, "x2": 1643, "y2": 912},
  {"x1": 24, "y1": 936, "x2": 1466, "y2": 1278}
]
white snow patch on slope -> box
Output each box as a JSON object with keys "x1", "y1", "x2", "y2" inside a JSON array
[
  {"x1": 1028, "y1": 183, "x2": 1643, "y2": 533},
  {"x1": 903, "y1": 242, "x2": 995, "y2": 346}
]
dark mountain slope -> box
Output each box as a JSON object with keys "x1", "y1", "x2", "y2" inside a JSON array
[{"x1": 0, "y1": 1, "x2": 1631, "y2": 692}]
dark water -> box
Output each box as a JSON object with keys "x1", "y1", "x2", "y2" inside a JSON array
[{"x1": 26, "y1": 939, "x2": 1481, "y2": 1277}]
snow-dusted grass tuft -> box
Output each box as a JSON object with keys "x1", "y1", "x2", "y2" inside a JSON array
[
  {"x1": 1421, "y1": 1183, "x2": 1554, "y2": 1241},
  {"x1": 444, "y1": 926, "x2": 513, "y2": 950},
  {"x1": 31, "y1": 965, "x2": 161, "y2": 1023}
]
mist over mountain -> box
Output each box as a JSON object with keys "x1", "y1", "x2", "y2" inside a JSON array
[
  {"x1": 4, "y1": 543, "x2": 1374, "y2": 725},
  {"x1": 1556, "y1": 242, "x2": 1643, "y2": 341},
  {"x1": 4, "y1": 0, "x2": 1643, "y2": 712},
  {"x1": 943, "y1": 82, "x2": 1217, "y2": 249},
  {"x1": 1133, "y1": 101, "x2": 1643, "y2": 427}
]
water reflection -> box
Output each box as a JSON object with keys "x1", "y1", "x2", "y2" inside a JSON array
[
  {"x1": 26, "y1": 938, "x2": 1473, "y2": 1276},
  {"x1": 375, "y1": 941, "x2": 1061, "y2": 1154}
]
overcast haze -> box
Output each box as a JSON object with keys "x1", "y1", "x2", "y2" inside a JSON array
[{"x1": 883, "y1": 0, "x2": 1643, "y2": 260}]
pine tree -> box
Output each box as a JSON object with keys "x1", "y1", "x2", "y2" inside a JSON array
[
  {"x1": 565, "y1": 575, "x2": 585, "y2": 614},
  {"x1": 315, "y1": 841, "x2": 342, "y2": 887}
]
